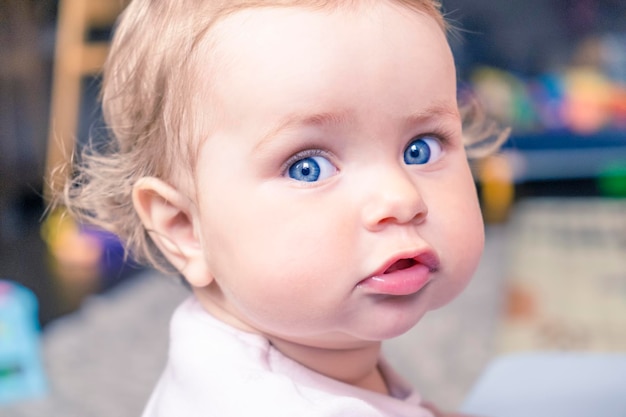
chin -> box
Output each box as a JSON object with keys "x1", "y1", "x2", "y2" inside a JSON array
[{"x1": 363, "y1": 307, "x2": 430, "y2": 342}]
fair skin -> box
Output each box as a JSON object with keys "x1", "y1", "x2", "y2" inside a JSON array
[{"x1": 133, "y1": 2, "x2": 482, "y2": 416}]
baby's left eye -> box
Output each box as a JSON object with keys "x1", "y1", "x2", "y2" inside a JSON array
[
  {"x1": 287, "y1": 155, "x2": 337, "y2": 182},
  {"x1": 403, "y1": 136, "x2": 443, "y2": 165}
]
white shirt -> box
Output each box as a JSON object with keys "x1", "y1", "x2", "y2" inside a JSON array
[{"x1": 142, "y1": 297, "x2": 434, "y2": 417}]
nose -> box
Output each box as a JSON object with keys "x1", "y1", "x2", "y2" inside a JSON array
[{"x1": 360, "y1": 166, "x2": 428, "y2": 231}]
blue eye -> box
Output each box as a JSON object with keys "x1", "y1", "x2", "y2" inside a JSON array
[
  {"x1": 404, "y1": 136, "x2": 442, "y2": 165},
  {"x1": 287, "y1": 155, "x2": 336, "y2": 182}
]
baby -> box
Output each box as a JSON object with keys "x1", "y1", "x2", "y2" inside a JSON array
[{"x1": 62, "y1": 0, "x2": 501, "y2": 415}]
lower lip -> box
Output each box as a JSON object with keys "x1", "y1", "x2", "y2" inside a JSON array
[{"x1": 358, "y1": 263, "x2": 432, "y2": 296}]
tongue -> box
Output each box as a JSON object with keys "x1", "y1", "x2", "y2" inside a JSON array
[{"x1": 385, "y1": 258, "x2": 416, "y2": 274}]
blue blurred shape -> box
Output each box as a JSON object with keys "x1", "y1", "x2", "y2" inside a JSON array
[{"x1": 0, "y1": 279, "x2": 47, "y2": 405}]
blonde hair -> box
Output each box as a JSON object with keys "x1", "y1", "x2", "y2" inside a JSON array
[{"x1": 60, "y1": 0, "x2": 505, "y2": 272}]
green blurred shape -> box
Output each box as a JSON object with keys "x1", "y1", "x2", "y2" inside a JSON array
[{"x1": 598, "y1": 162, "x2": 626, "y2": 198}]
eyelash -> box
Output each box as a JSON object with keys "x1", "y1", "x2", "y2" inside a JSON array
[
  {"x1": 279, "y1": 128, "x2": 455, "y2": 173},
  {"x1": 281, "y1": 148, "x2": 334, "y2": 174},
  {"x1": 413, "y1": 128, "x2": 455, "y2": 149}
]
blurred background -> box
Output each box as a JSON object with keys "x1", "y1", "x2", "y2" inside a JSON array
[{"x1": 0, "y1": 0, "x2": 625, "y2": 415}]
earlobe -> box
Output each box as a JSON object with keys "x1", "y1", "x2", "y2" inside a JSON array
[{"x1": 132, "y1": 177, "x2": 213, "y2": 287}]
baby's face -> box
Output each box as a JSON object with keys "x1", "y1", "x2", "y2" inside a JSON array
[{"x1": 191, "y1": 2, "x2": 484, "y2": 349}]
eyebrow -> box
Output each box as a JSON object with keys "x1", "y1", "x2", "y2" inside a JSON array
[
  {"x1": 404, "y1": 103, "x2": 461, "y2": 127},
  {"x1": 254, "y1": 102, "x2": 460, "y2": 152},
  {"x1": 253, "y1": 110, "x2": 351, "y2": 153}
]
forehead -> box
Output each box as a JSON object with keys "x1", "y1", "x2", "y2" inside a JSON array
[
  {"x1": 194, "y1": 2, "x2": 456, "y2": 135},
  {"x1": 208, "y1": 2, "x2": 451, "y2": 73}
]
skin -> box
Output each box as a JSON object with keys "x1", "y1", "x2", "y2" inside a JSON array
[{"x1": 133, "y1": 2, "x2": 483, "y2": 415}]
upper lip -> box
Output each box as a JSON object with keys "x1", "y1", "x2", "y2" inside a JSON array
[{"x1": 370, "y1": 249, "x2": 440, "y2": 278}]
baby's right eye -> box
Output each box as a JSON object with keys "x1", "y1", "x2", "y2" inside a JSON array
[{"x1": 287, "y1": 155, "x2": 337, "y2": 182}]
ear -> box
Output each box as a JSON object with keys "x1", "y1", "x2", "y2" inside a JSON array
[{"x1": 132, "y1": 177, "x2": 212, "y2": 288}]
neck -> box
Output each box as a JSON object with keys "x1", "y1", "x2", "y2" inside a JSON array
[
  {"x1": 195, "y1": 289, "x2": 389, "y2": 394},
  {"x1": 268, "y1": 336, "x2": 389, "y2": 395}
]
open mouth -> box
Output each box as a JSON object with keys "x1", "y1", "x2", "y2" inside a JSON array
[
  {"x1": 359, "y1": 254, "x2": 434, "y2": 296},
  {"x1": 384, "y1": 258, "x2": 417, "y2": 274}
]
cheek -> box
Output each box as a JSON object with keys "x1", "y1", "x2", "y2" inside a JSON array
[
  {"x1": 427, "y1": 170, "x2": 485, "y2": 306},
  {"x1": 444, "y1": 170, "x2": 485, "y2": 265},
  {"x1": 202, "y1": 198, "x2": 353, "y2": 332},
  {"x1": 203, "y1": 190, "x2": 350, "y2": 282}
]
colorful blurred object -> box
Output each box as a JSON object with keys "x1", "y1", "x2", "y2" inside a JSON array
[
  {"x1": 470, "y1": 33, "x2": 626, "y2": 136},
  {"x1": 0, "y1": 280, "x2": 47, "y2": 405},
  {"x1": 562, "y1": 68, "x2": 613, "y2": 134},
  {"x1": 471, "y1": 65, "x2": 626, "y2": 135},
  {"x1": 40, "y1": 208, "x2": 129, "y2": 315},
  {"x1": 41, "y1": 208, "x2": 127, "y2": 286},
  {"x1": 41, "y1": 208, "x2": 103, "y2": 286}
]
